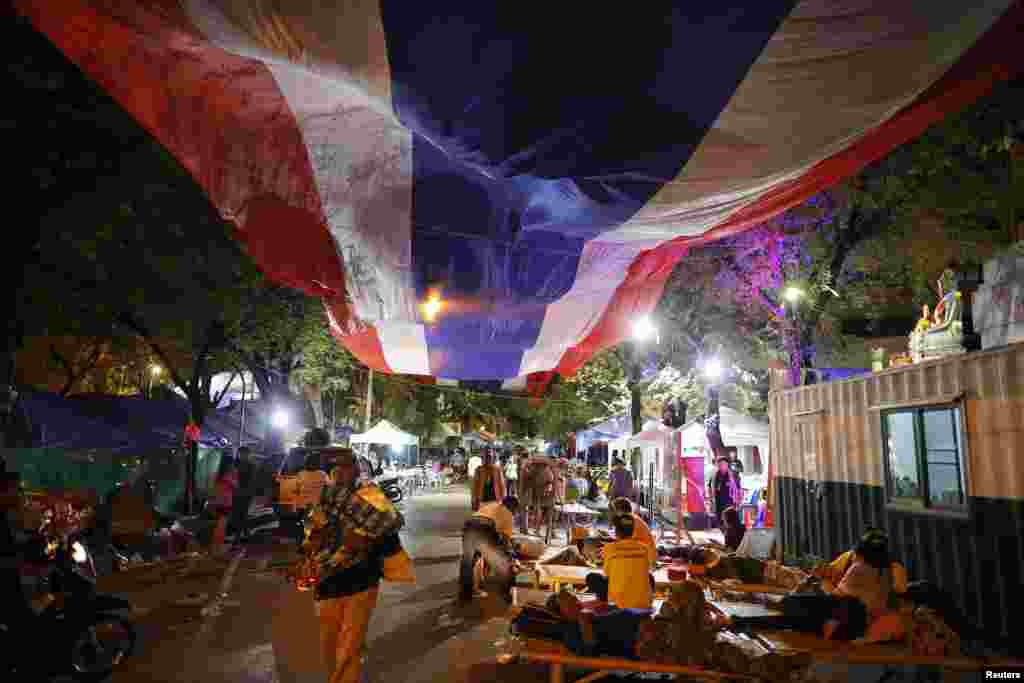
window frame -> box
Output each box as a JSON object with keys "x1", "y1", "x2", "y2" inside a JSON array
[{"x1": 880, "y1": 401, "x2": 970, "y2": 518}]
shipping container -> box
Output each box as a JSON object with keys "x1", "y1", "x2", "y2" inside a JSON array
[{"x1": 769, "y1": 343, "x2": 1024, "y2": 641}]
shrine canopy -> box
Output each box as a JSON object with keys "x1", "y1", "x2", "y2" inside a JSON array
[
  {"x1": 18, "y1": 2, "x2": 1024, "y2": 382},
  {"x1": 349, "y1": 420, "x2": 419, "y2": 448}
]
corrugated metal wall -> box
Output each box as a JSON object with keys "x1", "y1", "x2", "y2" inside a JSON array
[{"x1": 770, "y1": 344, "x2": 1024, "y2": 640}]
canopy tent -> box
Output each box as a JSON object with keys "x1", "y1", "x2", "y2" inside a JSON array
[
  {"x1": 575, "y1": 428, "x2": 621, "y2": 454},
  {"x1": 460, "y1": 431, "x2": 494, "y2": 448},
  {"x1": 677, "y1": 406, "x2": 771, "y2": 491},
  {"x1": 19, "y1": 3, "x2": 1024, "y2": 382},
  {"x1": 349, "y1": 420, "x2": 420, "y2": 447},
  {"x1": 627, "y1": 421, "x2": 673, "y2": 447},
  {"x1": 677, "y1": 406, "x2": 769, "y2": 456}
]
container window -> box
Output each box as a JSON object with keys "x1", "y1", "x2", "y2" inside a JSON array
[{"x1": 881, "y1": 406, "x2": 966, "y2": 511}]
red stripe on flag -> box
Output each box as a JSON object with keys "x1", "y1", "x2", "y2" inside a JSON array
[
  {"x1": 325, "y1": 302, "x2": 392, "y2": 374},
  {"x1": 15, "y1": 0, "x2": 347, "y2": 304},
  {"x1": 559, "y1": 0, "x2": 1024, "y2": 377},
  {"x1": 701, "y1": 0, "x2": 1024, "y2": 246}
]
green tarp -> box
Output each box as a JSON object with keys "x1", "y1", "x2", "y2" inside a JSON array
[{"x1": 3, "y1": 446, "x2": 227, "y2": 514}]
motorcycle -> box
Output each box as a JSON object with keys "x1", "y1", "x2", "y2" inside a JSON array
[{"x1": 2, "y1": 536, "x2": 136, "y2": 681}]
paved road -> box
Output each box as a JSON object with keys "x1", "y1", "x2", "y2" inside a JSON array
[
  {"x1": 97, "y1": 488, "x2": 973, "y2": 683},
  {"x1": 106, "y1": 487, "x2": 545, "y2": 683}
]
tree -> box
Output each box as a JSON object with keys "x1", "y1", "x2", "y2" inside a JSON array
[
  {"x1": 48, "y1": 338, "x2": 105, "y2": 397},
  {"x1": 291, "y1": 316, "x2": 358, "y2": 429},
  {"x1": 3, "y1": 11, "x2": 161, "y2": 445},
  {"x1": 233, "y1": 284, "x2": 323, "y2": 409},
  {"x1": 533, "y1": 349, "x2": 629, "y2": 441}
]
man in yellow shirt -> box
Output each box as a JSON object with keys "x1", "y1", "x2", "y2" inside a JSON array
[
  {"x1": 591, "y1": 514, "x2": 654, "y2": 610},
  {"x1": 458, "y1": 496, "x2": 520, "y2": 604},
  {"x1": 609, "y1": 497, "x2": 656, "y2": 567}
]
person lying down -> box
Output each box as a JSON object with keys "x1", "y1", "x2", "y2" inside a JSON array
[{"x1": 534, "y1": 583, "x2": 811, "y2": 678}]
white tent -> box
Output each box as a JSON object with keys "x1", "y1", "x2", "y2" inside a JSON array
[
  {"x1": 676, "y1": 406, "x2": 770, "y2": 491},
  {"x1": 349, "y1": 419, "x2": 420, "y2": 447},
  {"x1": 461, "y1": 431, "x2": 493, "y2": 448},
  {"x1": 627, "y1": 420, "x2": 673, "y2": 447},
  {"x1": 626, "y1": 421, "x2": 673, "y2": 490}
]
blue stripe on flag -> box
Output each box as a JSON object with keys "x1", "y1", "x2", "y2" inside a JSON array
[{"x1": 379, "y1": 3, "x2": 796, "y2": 379}]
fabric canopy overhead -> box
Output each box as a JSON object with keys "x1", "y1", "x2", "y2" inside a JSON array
[
  {"x1": 349, "y1": 419, "x2": 419, "y2": 447},
  {"x1": 18, "y1": 1, "x2": 1024, "y2": 381}
]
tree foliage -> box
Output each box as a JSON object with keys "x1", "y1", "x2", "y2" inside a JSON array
[{"x1": 533, "y1": 349, "x2": 629, "y2": 440}]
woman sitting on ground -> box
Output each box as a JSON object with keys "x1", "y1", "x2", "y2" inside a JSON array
[
  {"x1": 731, "y1": 528, "x2": 906, "y2": 641},
  {"x1": 720, "y1": 506, "x2": 746, "y2": 551}
]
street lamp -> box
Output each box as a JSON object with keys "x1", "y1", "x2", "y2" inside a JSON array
[
  {"x1": 631, "y1": 316, "x2": 658, "y2": 342},
  {"x1": 148, "y1": 364, "x2": 162, "y2": 397},
  {"x1": 783, "y1": 287, "x2": 805, "y2": 386},
  {"x1": 270, "y1": 408, "x2": 290, "y2": 430},
  {"x1": 702, "y1": 357, "x2": 723, "y2": 382},
  {"x1": 420, "y1": 291, "x2": 444, "y2": 323}
]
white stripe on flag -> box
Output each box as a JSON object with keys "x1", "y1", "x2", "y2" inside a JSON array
[
  {"x1": 622, "y1": 0, "x2": 1013, "y2": 230},
  {"x1": 376, "y1": 322, "x2": 432, "y2": 376},
  {"x1": 523, "y1": 0, "x2": 1013, "y2": 378},
  {"x1": 518, "y1": 239, "x2": 655, "y2": 376},
  {"x1": 184, "y1": 1, "x2": 425, "y2": 354}
]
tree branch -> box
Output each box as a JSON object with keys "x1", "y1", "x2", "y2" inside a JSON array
[
  {"x1": 211, "y1": 370, "x2": 238, "y2": 411},
  {"x1": 49, "y1": 345, "x2": 75, "y2": 397},
  {"x1": 116, "y1": 312, "x2": 191, "y2": 394}
]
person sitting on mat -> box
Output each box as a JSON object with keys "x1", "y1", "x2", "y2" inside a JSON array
[
  {"x1": 720, "y1": 505, "x2": 746, "y2": 551},
  {"x1": 548, "y1": 588, "x2": 653, "y2": 659},
  {"x1": 592, "y1": 513, "x2": 655, "y2": 610},
  {"x1": 608, "y1": 497, "x2": 657, "y2": 567}
]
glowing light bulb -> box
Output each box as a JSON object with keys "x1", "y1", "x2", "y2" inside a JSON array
[
  {"x1": 784, "y1": 287, "x2": 804, "y2": 303},
  {"x1": 421, "y1": 293, "x2": 444, "y2": 322},
  {"x1": 703, "y1": 357, "x2": 723, "y2": 381},
  {"x1": 631, "y1": 316, "x2": 657, "y2": 341}
]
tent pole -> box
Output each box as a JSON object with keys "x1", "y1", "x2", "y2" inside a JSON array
[{"x1": 237, "y1": 374, "x2": 246, "y2": 454}]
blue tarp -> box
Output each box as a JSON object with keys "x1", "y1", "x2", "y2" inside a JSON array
[
  {"x1": 575, "y1": 428, "x2": 621, "y2": 453},
  {"x1": 16, "y1": 391, "x2": 264, "y2": 452}
]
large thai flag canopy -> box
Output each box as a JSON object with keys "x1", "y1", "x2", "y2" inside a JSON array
[{"x1": 19, "y1": 1, "x2": 1024, "y2": 384}]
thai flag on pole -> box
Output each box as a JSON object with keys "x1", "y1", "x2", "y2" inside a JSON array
[{"x1": 17, "y1": 1, "x2": 1024, "y2": 384}]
